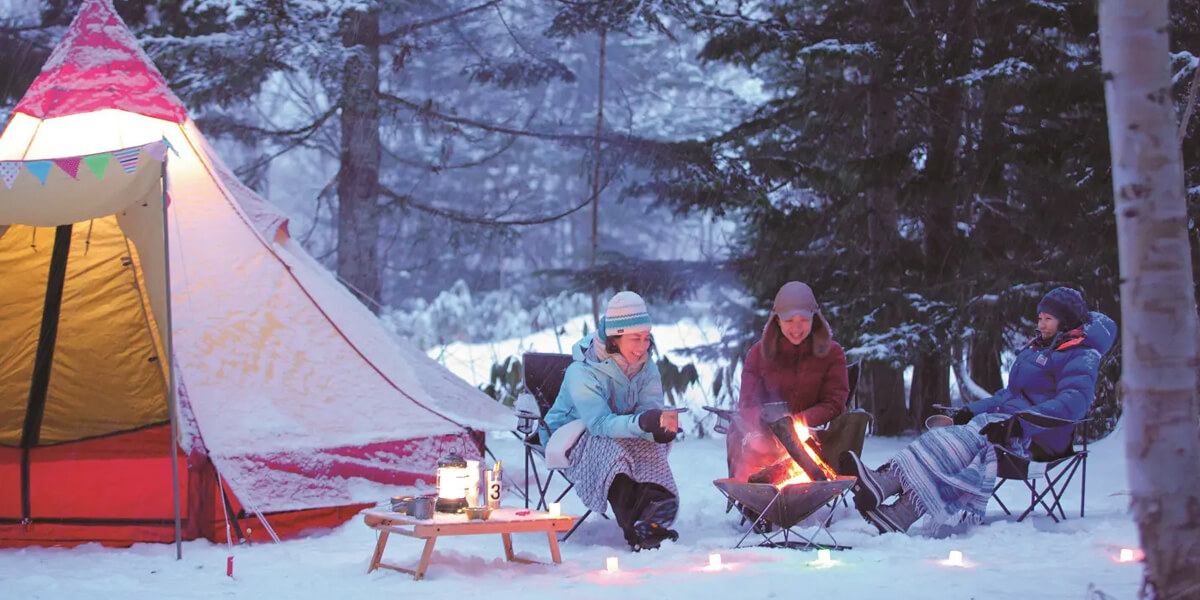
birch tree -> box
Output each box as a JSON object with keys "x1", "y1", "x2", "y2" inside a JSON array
[{"x1": 1099, "y1": 0, "x2": 1200, "y2": 597}]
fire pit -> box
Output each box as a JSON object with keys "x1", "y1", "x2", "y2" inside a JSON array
[{"x1": 715, "y1": 413, "x2": 855, "y2": 549}]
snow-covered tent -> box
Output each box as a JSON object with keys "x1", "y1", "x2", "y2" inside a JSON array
[{"x1": 0, "y1": 0, "x2": 510, "y2": 547}]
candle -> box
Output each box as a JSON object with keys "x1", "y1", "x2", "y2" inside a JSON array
[
  {"x1": 548, "y1": 502, "x2": 561, "y2": 517},
  {"x1": 605, "y1": 556, "x2": 619, "y2": 573},
  {"x1": 817, "y1": 549, "x2": 832, "y2": 564},
  {"x1": 947, "y1": 550, "x2": 964, "y2": 567},
  {"x1": 1119, "y1": 548, "x2": 1135, "y2": 562},
  {"x1": 708, "y1": 553, "x2": 722, "y2": 569}
]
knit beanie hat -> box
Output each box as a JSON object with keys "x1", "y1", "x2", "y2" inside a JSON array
[
  {"x1": 1037, "y1": 287, "x2": 1089, "y2": 331},
  {"x1": 604, "y1": 291, "x2": 652, "y2": 338}
]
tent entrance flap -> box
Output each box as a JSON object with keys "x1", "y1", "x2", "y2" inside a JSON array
[{"x1": 20, "y1": 224, "x2": 73, "y2": 523}]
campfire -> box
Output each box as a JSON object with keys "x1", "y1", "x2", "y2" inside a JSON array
[{"x1": 748, "y1": 418, "x2": 839, "y2": 488}]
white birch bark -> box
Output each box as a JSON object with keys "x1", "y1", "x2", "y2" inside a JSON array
[{"x1": 1099, "y1": 1, "x2": 1200, "y2": 597}]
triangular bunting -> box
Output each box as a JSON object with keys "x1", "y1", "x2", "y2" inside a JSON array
[
  {"x1": 83, "y1": 153, "x2": 111, "y2": 180},
  {"x1": 53, "y1": 156, "x2": 83, "y2": 179},
  {"x1": 162, "y1": 137, "x2": 180, "y2": 157},
  {"x1": 145, "y1": 140, "x2": 168, "y2": 162},
  {"x1": 0, "y1": 162, "x2": 18, "y2": 189},
  {"x1": 25, "y1": 161, "x2": 53, "y2": 185},
  {"x1": 112, "y1": 148, "x2": 141, "y2": 174}
]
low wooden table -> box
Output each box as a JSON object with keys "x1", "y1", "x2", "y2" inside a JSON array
[{"x1": 363, "y1": 507, "x2": 578, "y2": 580}]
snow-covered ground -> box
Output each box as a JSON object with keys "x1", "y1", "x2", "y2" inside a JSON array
[
  {"x1": 0, "y1": 433, "x2": 1141, "y2": 599},
  {"x1": 0, "y1": 317, "x2": 1143, "y2": 599}
]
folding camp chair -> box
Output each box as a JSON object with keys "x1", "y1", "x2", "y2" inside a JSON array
[
  {"x1": 990, "y1": 412, "x2": 1089, "y2": 523},
  {"x1": 514, "y1": 352, "x2": 598, "y2": 540}
]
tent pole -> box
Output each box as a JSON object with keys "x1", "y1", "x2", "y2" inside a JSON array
[{"x1": 160, "y1": 156, "x2": 183, "y2": 560}]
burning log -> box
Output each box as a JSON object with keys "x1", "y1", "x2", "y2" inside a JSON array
[
  {"x1": 748, "y1": 458, "x2": 796, "y2": 486},
  {"x1": 766, "y1": 416, "x2": 829, "y2": 482}
]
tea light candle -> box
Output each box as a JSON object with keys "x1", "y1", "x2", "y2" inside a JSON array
[
  {"x1": 1119, "y1": 548, "x2": 1135, "y2": 562},
  {"x1": 548, "y1": 502, "x2": 561, "y2": 517},
  {"x1": 708, "y1": 553, "x2": 722, "y2": 569},
  {"x1": 817, "y1": 549, "x2": 832, "y2": 564},
  {"x1": 605, "y1": 556, "x2": 619, "y2": 573},
  {"x1": 947, "y1": 550, "x2": 964, "y2": 567}
]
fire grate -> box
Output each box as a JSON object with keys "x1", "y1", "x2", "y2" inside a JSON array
[{"x1": 714, "y1": 476, "x2": 855, "y2": 550}]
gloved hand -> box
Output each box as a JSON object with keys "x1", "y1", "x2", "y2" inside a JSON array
[
  {"x1": 637, "y1": 410, "x2": 678, "y2": 444},
  {"x1": 979, "y1": 416, "x2": 1023, "y2": 445},
  {"x1": 952, "y1": 408, "x2": 975, "y2": 426}
]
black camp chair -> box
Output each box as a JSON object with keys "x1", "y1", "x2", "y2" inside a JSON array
[
  {"x1": 990, "y1": 412, "x2": 1090, "y2": 523},
  {"x1": 514, "y1": 352, "x2": 597, "y2": 540}
]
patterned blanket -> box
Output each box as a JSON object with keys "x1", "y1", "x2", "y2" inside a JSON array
[
  {"x1": 562, "y1": 433, "x2": 678, "y2": 516},
  {"x1": 888, "y1": 414, "x2": 1027, "y2": 528}
]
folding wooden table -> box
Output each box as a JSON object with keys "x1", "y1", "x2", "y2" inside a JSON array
[{"x1": 363, "y1": 507, "x2": 577, "y2": 580}]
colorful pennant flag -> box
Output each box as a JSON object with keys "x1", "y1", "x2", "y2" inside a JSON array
[
  {"x1": 0, "y1": 162, "x2": 18, "y2": 189},
  {"x1": 145, "y1": 140, "x2": 168, "y2": 162},
  {"x1": 112, "y1": 148, "x2": 141, "y2": 174},
  {"x1": 53, "y1": 156, "x2": 82, "y2": 179},
  {"x1": 25, "y1": 160, "x2": 53, "y2": 185},
  {"x1": 82, "y1": 153, "x2": 110, "y2": 180}
]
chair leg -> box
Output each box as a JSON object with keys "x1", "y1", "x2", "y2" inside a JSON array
[
  {"x1": 560, "y1": 509, "x2": 591, "y2": 541},
  {"x1": 992, "y1": 479, "x2": 1013, "y2": 516},
  {"x1": 1080, "y1": 454, "x2": 1087, "y2": 518}
]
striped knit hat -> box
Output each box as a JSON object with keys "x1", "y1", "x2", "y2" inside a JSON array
[{"x1": 604, "y1": 291, "x2": 652, "y2": 337}]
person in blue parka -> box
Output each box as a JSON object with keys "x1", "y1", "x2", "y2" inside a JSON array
[
  {"x1": 840, "y1": 287, "x2": 1117, "y2": 534},
  {"x1": 542, "y1": 291, "x2": 680, "y2": 551}
]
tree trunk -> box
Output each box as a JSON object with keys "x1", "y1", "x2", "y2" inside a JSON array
[
  {"x1": 861, "y1": 362, "x2": 909, "y2": 435},
  {"x1": 909, "y1": 352, "x2": 949, "y2": 429},
  {"x1": 1100, "y1": 0, "x2": 1200, "y2": 597},
  {"x1": 589, "y1": 27, "x2": 607, "y2": 328},
  {"x1": 861, "y1": 60, "x2": 908, "y2": 435},
  {"x1": 968, "y1": 333, "x2": 1004, "y2": 394},
  {"x1": 337, "y1": 7, "x2": 382, "y2": 309}
]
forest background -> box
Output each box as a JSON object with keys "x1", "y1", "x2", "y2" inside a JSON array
[{"x1": 2, "y1": 0, "x2": 1198, "y2": 438}]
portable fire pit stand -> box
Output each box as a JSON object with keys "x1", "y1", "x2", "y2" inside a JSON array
[{"x1": 713, "y1": 476, "x2": 855, "y2": 551}]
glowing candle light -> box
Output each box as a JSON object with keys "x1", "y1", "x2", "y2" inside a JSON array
[
  {"x1": 708, "y1": 553, "x2": 722, "y2": 569},
  {"x1": 947, "y1": 550, "x2": 964, "y2": 567},
  {"x1": 1119, "y1": 548, "x2": 1135, "y2": 562},
  {"x1": 817, "y1": 549, "x2": 832, "y2": 564},
  {"x1": 605, "y1": 556, "x2": 619, "y2": 573},
  {"x1": 548, "y1": 503, "x2": 561, "y2": 517}
]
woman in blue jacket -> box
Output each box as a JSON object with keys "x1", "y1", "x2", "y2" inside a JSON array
[
  {"x1": 841, "y1": 287, "x2": 1117, "y2": 534},
  {"x1": 543, "y1": 291, "x2": 680, "y2": 550}
]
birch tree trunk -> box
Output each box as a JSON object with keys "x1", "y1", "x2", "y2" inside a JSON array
[
  {"x1": 337, "y1": 7, "x2": 383, "y2": 309},
  {"x1": 1099, "y1": 1, "x2": 1200, "y2": 597}
]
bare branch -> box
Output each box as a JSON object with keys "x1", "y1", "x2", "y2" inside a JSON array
[{"x1": 380, "y1": 0, "x2": 505, "y2": 42}]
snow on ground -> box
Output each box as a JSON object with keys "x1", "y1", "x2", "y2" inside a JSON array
[
  {"x1": 0, "y1": 317, "x2": 1144, "y2": 598},
  {"x1": 0, "y1": 433, "x2": 1141, "y2": 599}
]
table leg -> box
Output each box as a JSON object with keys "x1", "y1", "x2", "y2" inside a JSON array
[
  {"x1": 501, "y1": 532, "x2": 515, "y2": 561},
  {"x1": 368, "y1": 531, "x2": 389, "y2": 573},
  {"x1": 414, "y1": 536, "x2": 437, "y2": 581},
  {"x1": 546, "y1": 530, "x2": 563, "y2": 564}
]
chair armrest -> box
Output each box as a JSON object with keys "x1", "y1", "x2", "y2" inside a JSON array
[{"x1": 1014, "y1": 411, "x2": 1086, "y2": 429}]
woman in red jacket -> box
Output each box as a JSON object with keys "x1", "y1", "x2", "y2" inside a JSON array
[{"x1": 727, "y1": 281, "x2": 850, "y2": 480}]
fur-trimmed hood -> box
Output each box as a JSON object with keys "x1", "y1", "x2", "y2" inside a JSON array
[{"x1": 761, "y1": 310, "x2": 834, "y2": 362}]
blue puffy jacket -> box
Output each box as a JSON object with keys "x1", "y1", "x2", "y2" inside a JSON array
[
  {"x1": 542, "y1": 331, "x2": 665, "y2": 441},
  {"x1": 965, "y1": 311, "x2": 1117, "y2": 449}
]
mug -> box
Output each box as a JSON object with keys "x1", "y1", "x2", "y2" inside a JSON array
[
  {"x1": 409, "y1": 495, "x2": 435, "y2": 519},
  {"x1": 925, "y1": 414, "x2": 954, "y2": 430},
  {"x1": 390, "y1": 495, "x2": 414, "y2": 514}
]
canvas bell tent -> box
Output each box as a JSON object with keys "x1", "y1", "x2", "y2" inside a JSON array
[{"x1": 0, "y1": 0, "x2": 511, "y2": 548}]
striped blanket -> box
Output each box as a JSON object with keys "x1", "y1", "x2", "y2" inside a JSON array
[
  {"x1": 562, "y1": 433, "x2": 678, "y2": 516},
  {"x1": 888, "y1": 414, "x2": 1028, "y2": 528}
]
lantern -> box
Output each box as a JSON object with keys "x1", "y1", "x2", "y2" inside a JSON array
[{"x1": 435, "y1": 453, "x2": 470, "y2": 513}]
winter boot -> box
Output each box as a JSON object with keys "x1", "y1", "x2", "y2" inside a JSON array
[
  {"x1": 839, "y1": 451, "x2": 901, "y2": 512},
  {"x1": 863, "y1": 492, "x2": 923, "y2": 535},
  {"x1": 628, "y1": 496, "x2": 679, "y2": 551}
]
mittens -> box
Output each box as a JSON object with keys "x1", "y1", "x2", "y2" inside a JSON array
[
  {"x1": 952, "y1": 408, "x2": 975, "y2": 426},
  {"x1": 980, "y1": 416, "x2": 1023, "y2": 445},
  {"x1": 637, "y1": 409, "x2": 677, "y2": 444}
]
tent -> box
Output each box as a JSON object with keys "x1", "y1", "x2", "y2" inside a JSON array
[{"x1": 0, "y1": 0, "x2": 511, "y2": 548}]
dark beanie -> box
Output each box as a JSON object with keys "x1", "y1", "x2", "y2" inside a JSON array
[{"x1": 1037, "y1": 287, "x2": 1089, "y2": 330}]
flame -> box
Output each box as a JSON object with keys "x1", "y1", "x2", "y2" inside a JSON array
[{"x1": 776, "y1": 419, "x2": 839, "y2": 487}]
